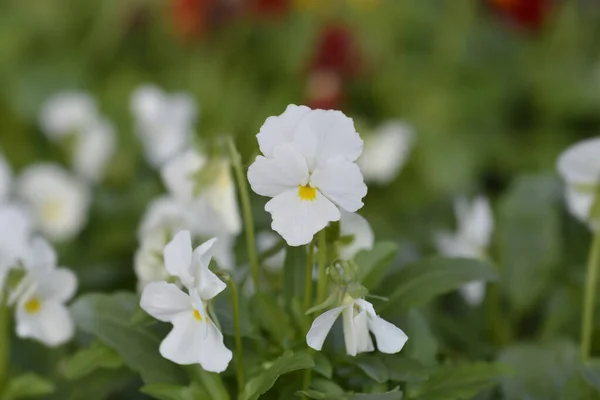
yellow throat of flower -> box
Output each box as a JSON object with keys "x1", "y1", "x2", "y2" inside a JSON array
[
  {"x1": 24, "y1": 297, "x2": 41, "y2": 314},
  {"x1": 193, "y1": 309, "x2": 203, "y2": 321},
  {"x1": 298, "y1": 184, "x2": 317, "y2": 201},
  {"x1": 41, "y1": 199, "x2": 65, "y2": 223}
]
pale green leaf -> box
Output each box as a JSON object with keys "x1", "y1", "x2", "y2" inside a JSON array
[
  {"x1": 63, "y1": 340, "x2": 123, "y2": 380},
  {"x1": 3, "y1": 373, "x2": 54, "y2": 399},
  {"x1": 140, "y1": 383, "x2": 209, "y2": 400},
  {"x1": 355, "y1": 242, "x2": 399, "y2": 290}
]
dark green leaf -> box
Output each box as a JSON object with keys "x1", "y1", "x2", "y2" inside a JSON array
[
  {"x1": 250, "y1": 293, "x2": 294, "y2": 345},
  {"x1": 352, "y1": 387, "x2": 403, "y2": 399},
  {"x1": 3, "y1": 373, "x2": 54, "y2": 399},
  {"x1": 62, "y1": 340, "x2": 123, "y2": 380},
  {"x1": 403, "y1": 310, "x2": 438, "y2": 366},
  {"x1": 354, "y1": 355, "x2": 389, "y2": 383},
  {"x1": 312, "y1": 353, "x2": 333, "y2": 379},
  {"x1": 383, "y1": 356, "x2": 430, "y2": 383},
  {"x1": 284, "y1": 246, "x2": 307, "y2": 309},
  {"x1": 581, "y1": 359, "x2": 600, "y2": 390},
  {"x1": 355, "y1": 242, "x2": 399, "y2": 290},
  {"x1": 140, "y1": 383, "x2": 209, "y2": 400}
]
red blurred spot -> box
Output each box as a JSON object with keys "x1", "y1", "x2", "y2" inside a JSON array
[
  {"x1": 490, "y1": 0, "x2": 551, "y2": 31},
  {"x1": 311, "y1": 24, "x2": 361, "y2": 78},
  {"x1": 250, "y1": 0, "x2": 290, "y2": 17}
]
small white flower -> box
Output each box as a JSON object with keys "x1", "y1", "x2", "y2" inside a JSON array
[
  {"x1": 306, "y1": 295, "x2": 408, "y2": 356},
  {"x1": 0, "y1": 204, "x2": 33, "y2": 288},
  {"x1": 134, "y1": 230, "x2": 171, "y2": 292},
  {"x1": 338, "y1": 211, "x2": 374, "y2": 260},
  {"x1": 557, "y1": 137, "x2": 600, "y2": 227},
  {"x1": 357, "y1": 121, "x2": 414, "y2": 185},
  {"x1": 12, "y1": 237, "x2": 77, "y2": 347},
  {"x1": 39, "y1": 91, "x2": 98, "y2": 140},
  {"x1": 17, "y1": 164, "x2": 90, "y2": 241},
  {"x1": 435, "y1": 196, "x2": 493, "y2": 306},
  {"x1": 248, "y1": 105, "x2": 367, "y2": 246},
  {"x1": 73, "y1": 119, "x2": 117, "y2": 182},
  {"x1": 131, "y1": 85, "x2": 197, "y2": 167},
  {"x1": 140, "y1": 231, "x2": 232, "y2": 372},
  {"x1": 0, "y1": 151, "x2": 12, "y2": 202}
]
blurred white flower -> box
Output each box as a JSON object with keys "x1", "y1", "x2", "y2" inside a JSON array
[
  {"x1": 134, "y1": 230, "x2": 170, "y2": 292},
  {"x1": 248, "y1": 105, "x2": 367, "y2": 246},
  {"x1": 131, "y1": 85, "x2": 197, "y2": 167},
  {"x1": 72, "y1": 119, "x2": 117, "y2": 182},
  {"x1": 39, "y1": 91, "x2": 98, "y2": 140},
  {"x1": 338, "y1": 211, "x2": 374, "y2": 260},
  {"x1": 0, "y1": 152, "x2": 12, "y2": 202},
  {"x1": 358, "y1": 121, "x2": 414, "y2": 185},
  {"x1": 161, "y1": 149, "x2": 241, "y2": 235},
  {"x1": 435, "y1": 196, "x2": 493, "y2": 306},
  {"x1": 140, "y1": 231, "x2": 232, "y2": 372},
  {"x1": 0, "y1": 204, "x2": 33, "y2": 289},
  {"x1": 557, "y1": 137, "x2": 600, "y2": 228},
  {"x1": 11, "y1": 237, "x2": 77, "y2": 347},
  {"x1": 306, "y1": 295, "x2": 408, "y2": 356},
  {"x1": 257, "y1": 231, "x2": 286, "y2": 272},
  {"x1": 17, "y1": 164, "x2": 90, "y2": 241}
]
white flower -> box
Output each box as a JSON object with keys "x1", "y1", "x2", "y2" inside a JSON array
[
  {"x1": 0, "y1": 151, "x2": 12, "y2": 202},
  {"x1": 73, "y1": 119, "x2": 117, "y2": 182},
  {"x1": 12, "y1": 237, "x2": 77, "y2": 347},
  {"x1": 357, "y1": 121, "x2": 414, "y2": 185},
  {"x1": 140, "y1": 231, "x2": 232, "y2": 372},
  {"x1": 131, "y1": 85, "x2": 197, "y2": 167},
  {"x1": 257, "y1": 231, "x2": 286, "y2": 272},
  {"x1": 39, "y1": 91, "x2": 98, "y2": 140},
  {"x1": 0, "y1": 204, "x2": 33, "y2": 288},
  {"x1": 161, "y1": 149, "x2": 241, "y2": 235},
  {"x1": 306, "y1": 296, "x2": 408, "y2": 356},
  {"x1": 134, "y1": 230, "x2": 170, "y2": 292},
  {"x1": 338, "y1": 211, "x2": 374, "y2": 260},
  {"x1": 17, "y1": 164, "x2": 90, "y2": 241},
  {"x1": 248, "y1": 105, "x2": 367, "y2": 246},
  {"x1": 435, "y1": 196, "x2": 493, "y2": 306},
  {"x1": 557, "y1": 137, "x2": 600, "y2": 227}
]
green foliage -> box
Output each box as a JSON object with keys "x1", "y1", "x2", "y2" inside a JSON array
[
  {"x1": 1, "y1": 373, "x2": 54, "y2": 400},
  {"x1": 140, "y1": 383, "x2": 209, "y2": 400},
  {"x1": 62, "y1": 340, "x2": 123, "y2": 380},
  {"x1": 355, "y1": 242, "x2": 399, "y2": 290}
]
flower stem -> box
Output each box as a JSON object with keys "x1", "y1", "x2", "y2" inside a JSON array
[
  {"x1": 0, "y1": 292, "x2": 8, "y2": 392},
  {"x1": 581, "y1": 230, "x2": 600, "y2": 360},
  {"x1": 227, "y1": 137, "x2": 260, "y2": 291},
  {"x1": 228, "y1": 279, "x2": 245, "y2": 391},
  {"x1": 303, "y1": 241, "x2": 315, "y2": 318},
  {"x1": 316, "y1": 229, "x2": 328, "y2": 304}
]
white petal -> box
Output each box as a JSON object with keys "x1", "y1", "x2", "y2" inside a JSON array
[
  {"x1": 140, "y1": 282, "x2": 191, "y2": 322},
  {"x1": 204, "y1": 160, "x2": 242, "y2": 235},
  {"x1": 342, "y1": 306, "x2": 357, "y2": 356},
  {"x1": 457, "y1": 196, "x2": 493, "y2": 249},
  {"x1": 460, "y1": 281, "x2": 486, "y2": 306},
  {"x1": 557, "y1": 137, "x2": 600, "y2": 184},
  {"x1": 39, "y1": 91, "x2": 98, "y2": 139},
  {"x1": 37, "y1": 268, "x2": 78, "y2": 303},
  {"x1": 311, "y1": 160, "x2": 367, "y2": 212},
  {"x1": 434, "y1": 231, "x2": 480, "y2": 259},
  {"x1": 16, "y1": 299, "x2": 74, "y2": 347},
  {"x1": 197, "y1": 320, "x2": 233, "y2": 373},
  {"x1": 191, "y1": 238, "x2": 226, "y2": 300},
  {"x1": 163, "y1": 230, "x2": 194, "y2": 286},
  {"x1": 159, "y1": 312, "x2": 203, "y2": 365},
  {"x1": 138, "y1": 196, "x2": 195, "y2": 239},
  {"x1": 565, "y1": 185, "x2": 595, "y2": 224},
  {"x1": 354, "y1": 309, "x2": 374, "y2": 354},
  {"x1": 265, "y1": 188, "x2": 340, "y2": 246},
  {"x1": 366, "y1": 315, "x2": 408, "y2": 354},
  {"x1": 257, "y1": 104, "x2": 311, "y2": 158},
  {"x1": 0, "y1": 203, "x2": 33, "y2": 270},
  {"x1": 292, "y1": 109, "x2": 363, "y2": 170},
  {"x1": 73, "y1": 119, "x2": 117, "y2": 182},
  {"x1": 247, "y1": 145, "x2": 309, "y2": 198},
  {"x1": 134, "y1": 230, "x2": 170, "y2": 290},
  {"x1": 306, "y1": 305, "x2": 346, "y2": 351},
  {"x1": 24, "y1": 237, "x2": 57, "y2": 272},
  {"x1": 338, "y1": 211, "x2": 374, "y2": 260},
  {"x1": 160, "y1": 149, "x2": 206, "y2": 201},
  {"x1": 210, "y1": 234, "x2": 236, "y2": 271}
]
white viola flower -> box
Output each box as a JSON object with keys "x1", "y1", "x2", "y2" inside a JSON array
[
  {"x1": 338, "y1": 211, "x2": 374, "y2": 261},
  {"x1": 39, "y1": 91, "x2": 98, "y2": 140},
  {"x1": 557, "y1": 137, "x2": 600, "y2": 228},
  {"x1": 257, "y1": 231, "x2": 286, "y2": 272},
  {"x1": 0, "y1": 204, "x2": 33, "y2": 289},
  {"x1": 0, "y1": 151, "x2": 12, "y2": 202},
  {"x1": 12, "y1": 237, "x2": 77, "y2": 347},
  {"x1": 248, "y1": 105, "x2": 367, "y2": 246},
  {"x1": 17, "y1": 164, "x2": 90, "y2": 241},
  {"x1": 435, "y1": 196, "x2": 493, "y2": 306},
  {"x1": 140, "y1": 231, "x2": 232, "y2": 372},
  {"x1": 161, "y1": 149, "x2": 241, "y2": 235},
  {"x1": 306, "y1": 295, "x2": 408, "y2": 356},
  {"x1": 131, "y1": 85, "x2": 197, "y2": 167},
  {"x1": 72, "y1": 119, "x2": 117, "y2": 182},
  {"x1": 134, "y1": 230, "x2": 170, "y2": 292},
  {"x1": 357, "y1": 121, "x2": 414, "y2": 185}
]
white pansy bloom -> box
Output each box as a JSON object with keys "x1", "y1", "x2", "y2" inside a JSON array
[
  {"x1": 358, "y1": 121, "x2": 414, "y2": 185},
  {"x1": 0, "y1": 204, "x2": 33, "y2": 289},
  {"x1": 248, "y1": 105, "x2": 367, "y2": 246},
  {"x1": 557, "y1": 137, "x2": 600, "y2": 228},
  {"x1": 39, "y1": 91, "x2": 98, "y2": 140},
  {"x1": 131, "y1": 85, "x2": 197, "y2": 167},
  {"x1": 12, "y1": 237, "x2": 77, "y2": 347},
  {"x1": 73, "y1": 119, "x2": 117, "y2": 182},
  {"x1": 140, "y1": 231, "x2": 232, "y2": 372},
  {"x1": 138, "y1": 196, "x2": 195, "y2": 239},
  {"x1": 135, "y1": 230, "x2": 170, "y2": 292},
  {"x1": 307, "y1": 295, "x2": 408, "y2": 356},
  {"x1": 0, "y1": 152, "x2": 11, "y2": 202},
  {"x1": 17, "y1": 164, "x2": 90, "y2": 241},
  {"x1": 338, "y1": 211, "x2": 374, "y2": 261},
  {"x1": 435, "y1": 196, "x2": 493, "y2": 306}
]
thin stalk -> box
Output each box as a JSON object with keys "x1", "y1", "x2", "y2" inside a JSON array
[
  {"x1": 227, "y1": 137, "x2": 260, "y2": 291},
  {"x1": 303, "y1": 241, "x2": 315, "y2": 317},
  {"x1": 302, "y1": 367, "x2": 313, "y2": 397},
  {"x1": 228, "y1": 279, "x2": 246, "y2": 391},
  {"x1": 0, "y1": 292, "x2": 8, "y2": 392},
  {"x1": 581, "y1": 230, "x2": 600, "y2": 360},
  {"x1": 316, "y1": 230, "x2": 328, "y2": 304}
]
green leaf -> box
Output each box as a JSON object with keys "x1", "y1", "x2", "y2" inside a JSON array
[
  {"x1": 242, "y1": 351, "x2": 315, "y2": 400},
  {"x1": 403, "y1": 310, "x2": 438, "y2": 366},
  {"x1": 283, "y1": 246, "x2": 307, "y2": 309},
  {"x1": 140, "y1": 383, "x2": 209, "y2": 400},
  {"x1": 354, "y1": 355, "x2": 389, "y2": 383},
  {"x1": 351, "y1": 388, "x2": 403, "y2": 400},
  {"x1": 296, "y1": 390, "x2": 337, "y2": 400},
  {"x1": 71, "y1": 292, "x2": 185, "y2": 384},
  {"x1": 63, "y1": 340, "x2": 123, "y2": 380},
  {"x1": 3, "y1": 373, "x2": 54, "y2": 399},
  {"x1": 312, "y1": 353, "x2": 333, "y2": 379},
  {"x1": 250, "y1": 293, "x2": 293, "y2": 345},
  {"x1": 581, "y1": 359, "x2": 600, "y2": 390},
  {"x1": 383, "y1": 356, "x2": 430, "y2": 383},
  {"x1": 378, "y1": 257, "x2": 497, "y2": 314},
  {"x1": 407, "y1": 362, "x2": 511, "y2": 400},
  {"x1": 355, "y1": 242, "x2": 399, "y2": 290}
]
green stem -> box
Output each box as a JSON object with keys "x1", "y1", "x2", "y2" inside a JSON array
[
  {"x1": 0, "y1": 293, "x2": 8, "y2": 393},
  {"x1": 227, "y1": 137, "x2": 260, "y2": 291},
  {"x1": 581, "y1": 230, "x2": 600, "y2": 360},
  {"x1": 189, "y1": 366, "x2": 230, "y2": 400},
  {"x1": 228, "y1": 279, "x2": 245, "y2": 391},
  {"x1": 316, "y1": 230, "x2": 328, "y2": 304},
  {"x1": 302, "y1": 367, "x2": 313, "y2": 397},
  {"x1": 303, "y1": 242, "x2": 315, "y2": 317}
]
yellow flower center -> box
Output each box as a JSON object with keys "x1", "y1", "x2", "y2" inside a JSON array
[
  {"x1": 298, "y1": 184, "x2": 317, "y2": 201},
  {"x1": 24, "y1": 298, "x2": 41, "y2": 314},
  {"x1": 41, "y1": 199, "x2": 64, "y2": 223},
  {"x1": 193, "y1": 309, "x2": 203, "y2": 321}
]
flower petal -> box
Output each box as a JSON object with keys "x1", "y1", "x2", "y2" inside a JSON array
[
  {"x1": 24, "y1": 237, "x2": 57, "y2": 272},
  {"x1": 265, "y1": 188, "x2": 340, "y2": 246},
  {"x1": 160, "y1": 149, "x2": 206, "y2": 201},
  {"x1": 204, "y1": 160, "x2": 242, "y2": 235},
  {"x1": 354, "y1": 309, "x2": 374, "y2": 354},
  {"x1": 338, "y1": 211, "x2": 374, "y2": 260},
  {"x1": 163, "y1": 230, "x2": 193, "y2": 287},
  {"x1": 257, "y1": 104, "x2": 311, "y2": 158},
  {"x1": 342, "y1": 305, "x2": 357, "y2": 356},
  {"x1": 191, "y1": 238, "x2": 226, "y2": 300},
  {"x1": 141, "y1": 282, "x2": 191, "y2": 322},
  {"x1": 159, "y1": 312, "x2": 203, "y2": 365},
  {"x1": 306, "y1": 305, "x2": 346, "y2": 351},
  {"x1": 557, "y1": 137, "x2": 600, "y2": 185},
  {"x1": 197, "y1": 320, "x2": 233, "y2": 373},
  {"x1": 16, "y1": 299, "x2": 74, "y2": 347},
  {"x1": 367, "y1": 315, "x2": 408, "y2": 354},
  {"x1": 565, "y1": 185, "x2": 595, "y2": 224},
  {"x1": 311, "y1": 160, "x2": 367, "y2": 213},
  {"x1": 456, "y1": 196, "x2": 493, "y2": 248},
  {"x1": 460, "y1": 281, "x2": 486, "y2": 306},
  {"x1": 248, "y1": 144, "x2": 309, "y2": 198},
  {"x1": 37, "y1": 268, "x2": 78, "y2": 303}
]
